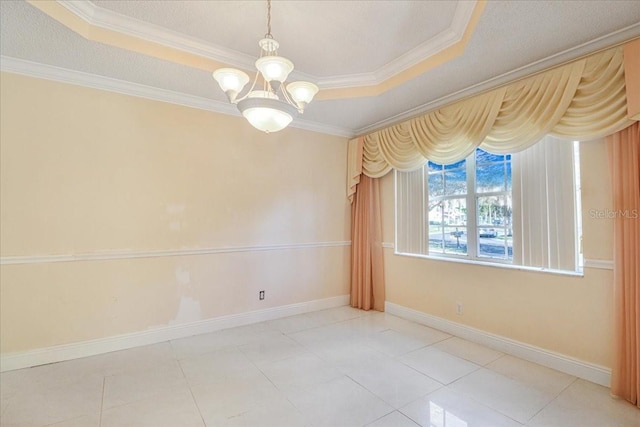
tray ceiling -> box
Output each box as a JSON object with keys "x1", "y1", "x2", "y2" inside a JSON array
[{"x1": 1, "y1": 0, "x2": 639, "y2": 137}]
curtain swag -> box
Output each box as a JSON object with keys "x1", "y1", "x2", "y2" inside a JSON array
[{"x1": 358, "y1": 45, "x2": 635, "y2": 179}]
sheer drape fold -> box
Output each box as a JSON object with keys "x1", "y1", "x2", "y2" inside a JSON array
[
  {"x1": 552, "y1": 48, "x2": 631, "y2": 140},
  {"x1": 363, "y1": 133, "x2": 394, "y2": 178},
  {"x1": 350, "y1": 174, "x2": 385, "y2": 311},
  {"x1": 360, "y1": 46, "x2": 633, "y2": 178},
  {"x1": 484, "y1": 60, "x2": 583, "y2": 153},
  {"x1": 412, "y1": 89, "x2": 505, "y2": 163},
  {"x1": 608, "y1": 122, "x2": 640, "y2": 408}
]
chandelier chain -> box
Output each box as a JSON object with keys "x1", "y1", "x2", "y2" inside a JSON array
[{"x1": 266, "y1": 0, "x2": 272, "y2": 38}]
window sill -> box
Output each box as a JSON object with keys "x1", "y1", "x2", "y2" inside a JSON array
[{"x1": 392, "y1": 249, "x2": 584, "y2": 277}]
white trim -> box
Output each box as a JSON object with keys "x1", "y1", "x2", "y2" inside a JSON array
[
  {"x1": 317, "y1": 4, "x2": 475, "y2": 89},
  {"x1": 292, "y1": 116, "x2": 354, "y2": 138},
  {"x1": 0, "y1": 55, "x2": 232, "y2": 114},
  {"x1": 393, "y1": 251, "x2": 585, "y2": 278},
  {"x1": 58, "y1": 0, "x2": 258, "y2": 72},
  {"x1": 319, "y1": 18, "x2": 470, "y2": 89},
  {"x1": 583, "y1": 259, "x2": 614, "y2": 270},
  {"x1": 0, "y1": 295, "x2": 350, "y2": 372},
  {"x1": 56, "y1": 0, "x2": 473, "y2": 90},
  {"x1": 356, "y1": 25, "x2": 640, "y2": 135},
  {"x1": 0, "y1": 56, "x2": 354, "y2": 138},
  {"x1": 0, "y1": 241, "x2": 351, "y2": 265},
  {"x1": 372, "y1": 1, "x2": 476, "y2": 83},
  {"x1": 385, "y1": 302, "x2": 611, "y2": 387}
]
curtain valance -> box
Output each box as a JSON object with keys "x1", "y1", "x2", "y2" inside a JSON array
[{"x1": 360, "y1": 45, "x2": 635, "y2": 178}]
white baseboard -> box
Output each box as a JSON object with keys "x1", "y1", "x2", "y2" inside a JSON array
[
  {"x1": 0, "y1": 295, "x2": 350, "y2": 372},
  {"x1": 385, "y1": 302, "x2": 612, "y2": 387}
]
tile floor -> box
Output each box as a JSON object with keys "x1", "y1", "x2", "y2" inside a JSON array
[{"x1": 1, "y1": 306, "x2": 639, "y2": 426}]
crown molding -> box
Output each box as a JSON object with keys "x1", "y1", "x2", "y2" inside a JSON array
[
  {"x1": 375, "y1": 1, "x2": 476, "y2": 84},
  {"x1": 53, "y1": 0, "x2": 475, "y2": 90},
  {"x1": 57, "y1": 0, "x2": 257, "y2": 72},
  {"x1": 0, "y1": 55, "x2": 234, "y2": 115},
  {"x1": 294, "y1": 116, "x2": 355, "y2": 138},
  {"x1": 356, "y1": 23, "x2": 640, "y2": 135},
  {"x1": 0, "y1": 56, "x2": 354, "y2": 138},
  {"x1": 318, "y1": 1, "x2": 476, "y2": 89}
]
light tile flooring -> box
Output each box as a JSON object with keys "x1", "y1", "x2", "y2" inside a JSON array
[{"x1": 1, "y1": 306, "x2": 639, "y2": 426}]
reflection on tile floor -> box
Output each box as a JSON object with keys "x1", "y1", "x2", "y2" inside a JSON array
[{"x1": 1, "y1": 306, "x2": 639, "y2": 426}]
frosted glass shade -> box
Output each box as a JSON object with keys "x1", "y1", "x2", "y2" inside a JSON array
[
  {"x1": 212, "y1": 68, "x2": 250, "y2": 94},
  {"x1": 255, "y1": 56, "x2": 294, "y2": 83},
  {"x1": 286, "y1": 81, "x2": 319, "y2": 105},
  {"x1": 237, "y1": 94, "x2": 298, "y2": 133},
  {"x1": 213, "y1": 37, "x2": 319, "y2": 132},
  {"x1": 243, "y1": 107, "x2": 293, "y2": 133}
]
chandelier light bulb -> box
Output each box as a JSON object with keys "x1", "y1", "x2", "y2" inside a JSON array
[
  {"x1": 237, "y1": 91, "x2": 297, "y2": 133},
  {"x1": 286, "y1": 81, "x2": 319, "y2": 108},
  {"x1": 242, "y1": 107, "x2": 293, "y2": 133},
  {"x1": 212, "y1": 68, "x2": 250, "y2": 101},
  {"x1": 255, "y1": 56, "x2": 294, "y2": 83}
]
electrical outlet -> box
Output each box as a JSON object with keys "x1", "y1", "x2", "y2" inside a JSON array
[
  {"x1": 456, "y1": 302, "x2": 463, "y2": 315},
  {"x1": 259, "y1": 290, "x2": 265, "y2": 300}
]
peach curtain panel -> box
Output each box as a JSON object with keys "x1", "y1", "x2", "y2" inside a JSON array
[
  {"x1": 608, "y1": 122, "x2": 640, "y2": 408},
  {"x1": 359, "y1": 46, "x2": 633, "y2": 177},
  {"x1": 347, "y1": 137, "x2": 363, "y2": 203},
  {"x1": 350, "y1": 173, "x2": 385, "y2": 311}
]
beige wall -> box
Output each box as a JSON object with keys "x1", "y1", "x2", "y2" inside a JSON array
[
  {"x1": 380, "y1": 139, "x2": 615, "y2": 367},
  {"x1": 0, "y1": 73, "x2": 350, "y2": 354}
]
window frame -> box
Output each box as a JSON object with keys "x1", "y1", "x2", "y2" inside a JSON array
[
  {"x1": 393, "y1": 144, "x2": 584, "y2": 277},
  {"x1": 425, "y1": 149, "x2": 514, "y2": 264}
]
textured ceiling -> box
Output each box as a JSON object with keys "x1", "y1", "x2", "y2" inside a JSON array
[
  {"x1": 1, "y1": 0, "x2": 640, "y2": 136},
  {"x1": 92, "y1": 0, "x2": 460, "y2": 78}
]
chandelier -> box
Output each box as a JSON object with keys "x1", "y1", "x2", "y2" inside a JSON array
[{"x1": 212, "y1": 0, "x2": 319, "y2": 133}]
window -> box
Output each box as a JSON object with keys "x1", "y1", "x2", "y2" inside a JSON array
[
  {"x1": 427, "y1": 150, "x2": 513, "y2": 261},
  {"x1": 396, "y1": 136, "x2": 582, "y2": 273}
]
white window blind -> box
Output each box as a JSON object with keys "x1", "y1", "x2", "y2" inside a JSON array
[
  {"x1": 395, "y1": 168, "x2": 428, "y2": 255},
  {"x1": 396, "y1": 136, "x2": 581, "y2": 272},
  {"x1": 512, "y1": 135, "x2": 578, "y2": 271}
]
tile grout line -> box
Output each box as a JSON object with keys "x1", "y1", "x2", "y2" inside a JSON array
[
  {"x1": 478, "y1": 353, "x2": 580, "y2": 424},
  {"x1": 446, "y1": 364, "x2": 573, "y2": 426},
  {"x1": 435, "y1": 378, "x2": 526, "y2": 426},
  {"x1": 363, "y1": 410, "x2": 399, "y2": 426},
  {"x1": 398, "y1": 359, "x2": 448, "y2": 389},
  {"x1": 526, "y1": 376, "x2": 580, "y2": 423},
  {"x1": 395, "y1": 345, "x2": 484, "y2": 386},
  {"x1": 250, "y1": 326, "x2": 347, "y2": 424},
  {"x1": 177, "y1": 358, "x2": 207, "y2": 427},
  {"x1": 5, "y1": 309, "x2": 617, "y2": 426},
  {"x1": 99, "y1": 376, "x2": 106, "y2": 427},
  {"x1": 252, "y1": 355, "x2": 306, "y2": 421},
  {"x1": 342, "y1": 374, "x2": 396, "y2": 424}
]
